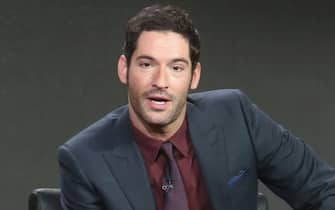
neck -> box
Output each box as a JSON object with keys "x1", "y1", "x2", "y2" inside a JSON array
[
  {"x1": 129, "y1": 111, "x2": 186, "y2": 141},
  {"x1": 145, "y1": 119, "x2": 184, "y2": 141}
]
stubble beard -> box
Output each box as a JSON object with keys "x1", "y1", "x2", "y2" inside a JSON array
[{"x1": 129, "y1": 89, "x2": 188, "y2": 133}]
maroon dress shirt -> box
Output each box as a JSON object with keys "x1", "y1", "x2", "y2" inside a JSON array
[{"x1": 132, "y1": 119, "x2": 212, "y2": 210}]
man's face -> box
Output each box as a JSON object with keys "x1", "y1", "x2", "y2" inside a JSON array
[{"x1": 118, "y1": 31, "x2": 201, "y2": 132}]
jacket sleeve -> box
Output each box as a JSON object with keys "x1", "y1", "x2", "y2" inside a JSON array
[
  {"x1": 57, "y1": 145, "x2": 104, "y2": 210},
  {"x1": 236, "y1": 90, "x2": 335, "y2": 210}
]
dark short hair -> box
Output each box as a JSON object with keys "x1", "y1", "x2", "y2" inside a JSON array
[{"x1": 123, "y1": 4, "x2": 200, "y2": 70}]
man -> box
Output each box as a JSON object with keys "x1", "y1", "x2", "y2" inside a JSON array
[{"x1": 58, "y1": 4, "x2": 335, "y2": 210}]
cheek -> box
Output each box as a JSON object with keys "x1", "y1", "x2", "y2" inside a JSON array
[
  {"x1": 128, "y1": 72, "x2": 144, "y2": 88},
  {"x1": 128, "y1": 69, "x2": 151, "y2": 85},
  {"x1": 174, "y1": 77, "x2": 192, "y2": 92},
  {"x1": 127, "y1": 76, "x2": 149, "y2": 98},
  {"x1": 128, "y1": 82, "x2": 141, "y2": 96}
]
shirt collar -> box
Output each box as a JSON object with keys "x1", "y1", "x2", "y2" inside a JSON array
[{"x1": 168, "y1": 119, "x2": 190, "y2": 158}]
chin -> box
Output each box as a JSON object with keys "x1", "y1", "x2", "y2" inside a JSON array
[
  {"x1": 146, "y1": 119, "x2": 170, "y2": 127},
  {"x1": 144, "y1": 116, "x2": 173, "y2": 127}
]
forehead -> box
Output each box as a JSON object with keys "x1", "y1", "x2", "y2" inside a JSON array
[{"x1": 133, "y1": 31, "x2": 190, "y2": 61}]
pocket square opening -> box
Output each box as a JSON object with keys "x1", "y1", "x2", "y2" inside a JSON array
[{"x1": 227, "y1": 168, "x2": 249, "y2": 187}]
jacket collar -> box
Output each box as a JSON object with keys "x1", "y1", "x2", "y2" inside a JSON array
[
  {"x1": 186, "y1": 101, "x2": 232, "y2": 210},
  {"x1": 102, "y1": 110, "x2": 156, "y2": 210}
]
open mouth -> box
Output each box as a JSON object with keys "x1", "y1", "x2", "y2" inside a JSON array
[
  {"x1": 148, "y1": 96, "x2": 170, "y2": 105},
  {"x1": 151, "y1": 100, "x2": 166, "y2": 105}
]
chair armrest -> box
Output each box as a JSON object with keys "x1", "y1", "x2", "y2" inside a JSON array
[
  {"x1": 257, "y1": 192, "x2": 269, "y2": 210},
  {"x1": 29, "y1": 188, "x2": 62, "y2": 210}
]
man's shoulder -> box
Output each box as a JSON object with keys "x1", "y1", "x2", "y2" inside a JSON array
[
  {"x1": 186, "y1": 89, "x2": 252, "y2": 123},
  {"x1": 188, "y1": 89, "x2": 246, "y2": 107},
  {"x1": 59, "y1": 105, "x2": 129, "y2": 153}
]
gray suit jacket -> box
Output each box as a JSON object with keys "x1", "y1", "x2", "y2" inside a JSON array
[{"x1": 58, "y1": 89, "x2": 335, "y2": 210}]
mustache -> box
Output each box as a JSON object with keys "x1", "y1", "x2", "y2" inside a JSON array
[{"x1": 144, "y1": 89, "x2": 174, "y2": 100}]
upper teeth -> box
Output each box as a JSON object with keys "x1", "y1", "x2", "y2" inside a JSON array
[{"x1": 152, "y1": 100, "x2": 165, "y2": 105}]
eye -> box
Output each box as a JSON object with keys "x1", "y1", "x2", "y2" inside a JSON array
[
  {"x1": 139, "y1": 62, "x2": 151, "y2": 68},
  {"x1": 172, "y1": 65, "x2": 185, "y2": 72}
]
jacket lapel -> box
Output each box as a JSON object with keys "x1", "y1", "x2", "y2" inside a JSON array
[
  {"x1": 102, "y1": 110, "x2": 156, "y2": 210},
  {"x1": 100, "y1": 101, "x2": 232, "y2": 210},
  {"x1": 187, "y1": 102, "x2": 232, "y2": 210}
]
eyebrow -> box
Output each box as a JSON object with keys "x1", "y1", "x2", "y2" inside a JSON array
[
  {"x1": 171, "y1": 58, "x2": 190, "y2": 66},
  {"x1": 135, "y1": 55, "x2": 190, "y2": 66},
  {"x1": 136, "y1": 55, "x2": 155, "y2": 61}
]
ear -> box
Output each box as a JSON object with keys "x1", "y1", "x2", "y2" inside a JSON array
[
  {"x1": 190, "y1": 62, "x2": 201, "y2": 89},
  {"x1": 117, "y1": 55, "x2": 128, "y2": 85}
]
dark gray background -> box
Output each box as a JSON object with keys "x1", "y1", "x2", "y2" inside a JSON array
[{"x1": 1, "y1": 0, "x2": 334, "y2": 210}]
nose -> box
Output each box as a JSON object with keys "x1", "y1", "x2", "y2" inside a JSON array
[{"x1": 152, "y1": 67, "x2": 168, "y2": 89}]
